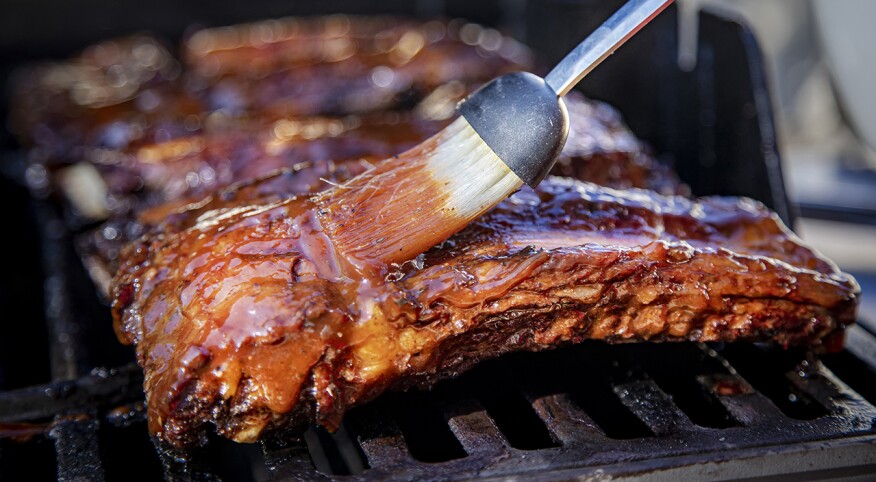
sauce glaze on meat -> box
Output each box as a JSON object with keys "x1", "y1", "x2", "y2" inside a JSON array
[
  {"x1": 111, "y1": 167, "x2": 857, "y2": 448},
  {"x1": 12, "y1": 15, "x2": 857, "y2": 451},
  {"x1": 79, "y1": 92, "x2": 686, "y2": 297}
]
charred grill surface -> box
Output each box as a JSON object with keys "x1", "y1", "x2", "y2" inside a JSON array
[{"x1": 109, "y1": 166, "x2": 858, "y2": 448}]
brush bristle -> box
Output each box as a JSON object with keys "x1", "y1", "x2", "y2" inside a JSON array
[
  {"x1": 315, "y1": 116, "x2": 522, "y2": 271},
  {"x1": 424, "y1": 117, "x2": 523, "y2": 220}
]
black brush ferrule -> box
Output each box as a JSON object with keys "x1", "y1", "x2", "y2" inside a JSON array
[{"x1": 458, "y1": 72, "x2": 568, "y2": 188}]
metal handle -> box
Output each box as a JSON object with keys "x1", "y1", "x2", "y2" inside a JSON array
[{"x1": 544, "y1": 0, "x2": 673, "y2": 97}]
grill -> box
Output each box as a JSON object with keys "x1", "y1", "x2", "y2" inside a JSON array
[{"x1": 2, "y1": 1, "x2": 876, "y2": 480}]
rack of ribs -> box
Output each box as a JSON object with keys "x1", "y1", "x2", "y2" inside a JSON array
[
  {"x1": 77, "y1": 91, "x2": 687, "y2": 296},
  {"x1": 110, "y1": 165, "x2": 858, "y2": 448},
  {"x1": 10, "y1": 17, "x2": 531, "y2": 166}
]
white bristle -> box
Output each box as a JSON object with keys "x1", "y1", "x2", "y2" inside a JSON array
[
  {"x1": 427, "y1": 116, "x2": 523, "y2": 219},
  {"x1": 316, "y1": 115, "x2": 525, "y2": 268}
]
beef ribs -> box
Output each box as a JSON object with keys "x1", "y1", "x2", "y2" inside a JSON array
[{"x1": 110, "y1": 163, "x2": 858, "y2": 448}]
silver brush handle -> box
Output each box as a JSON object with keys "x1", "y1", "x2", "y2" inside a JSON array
[{"x1": 545, "y1": 0, "x2": 673, "y2": 97}]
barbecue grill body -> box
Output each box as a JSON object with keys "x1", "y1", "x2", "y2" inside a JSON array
[{"x1": 1, "y1": 1, "x2": 875, "y2": 481}]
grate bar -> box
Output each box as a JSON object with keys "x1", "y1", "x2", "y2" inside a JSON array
[
  {"x1": 528, "y1": 393, "x2": 605, "y2": 445},
  {"x1": 155, "y1": 442, "x2": 222, "y2": 482},
  {"x1": 697, "y1": 373, "x2": 787, "y2": 426},
  {"x1": 845, "y1": 325, "x2": 876, "y2": 372},
  {"x1": 441, "y1": 398, "x2": 508, "y2": 455},
  {"x1": 789, "y1": 361, "x2": 876, "y2": 426},
  {"x1": 322, "y1": 424, "x2": 368, "y2": 475},
  {"x1": 350, "y1": 404, "x2": 411, "y2": 468},
  {"x1": 0, "y1": 364, "x2": 142, "y2": 423},
  {"x1": 786, "y1": 360, "x2": 842, "y2": 411},
  {"x1": 262, "y1": 436, "x2": 327, "y2": 481},
  {"x1": 36, "y1": 201, "x2": 88, "y2": 381},
  {"x1": 104, "y1": 401, "x2": 147, "y2": 428},
  {"x1": 50, "y1": 414, "x2": 105, "y2": 482},
  {"x1": 613, "y1": 379, "x2": 697, "y2": 435}
]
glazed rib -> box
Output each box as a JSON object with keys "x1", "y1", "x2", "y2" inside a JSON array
[
  {"x1": 13, "y1": 17, "x2": 687, "y2": 301},
  {"x1": 12, "y1": 18, "x2": 683, "y2": 224},
  {"x1": 181, "y1": 17, "x2": 534, "y2": 117},
  {"x1": 10, "y1": 18, "x2": 530, "y2": 166},
  {"x1": 78, "y1": 92, "x2": 686, "y2": 297},
  {"x1": 110, "y1": 167, "x2": 858, "y2": 448}
]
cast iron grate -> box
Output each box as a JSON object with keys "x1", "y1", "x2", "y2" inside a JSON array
[{"x1": 1, "y1": 189, "x2": 875, "y2": 481}]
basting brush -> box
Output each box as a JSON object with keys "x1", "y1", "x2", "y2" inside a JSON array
[{"x1": 315, "y1": 0, "x2": 673, "y2": 270}]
